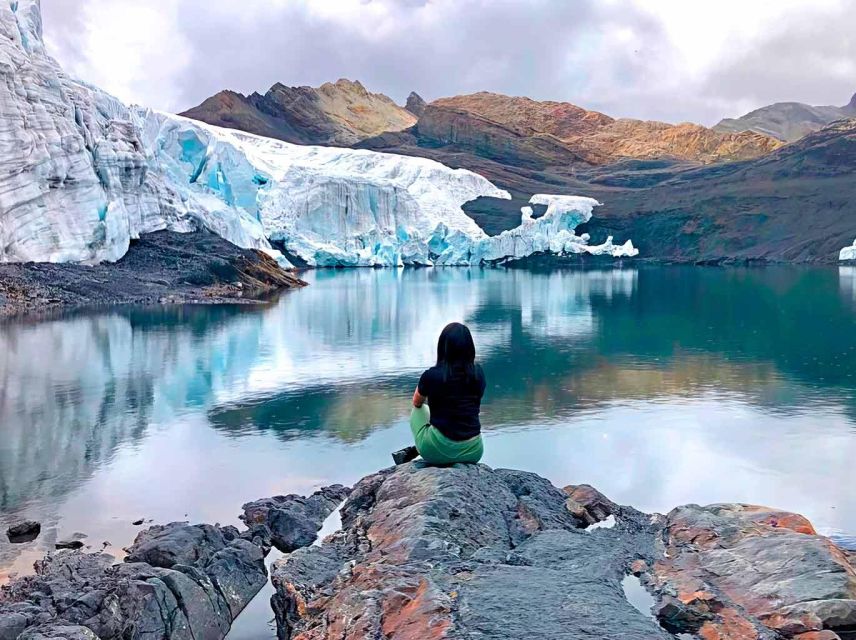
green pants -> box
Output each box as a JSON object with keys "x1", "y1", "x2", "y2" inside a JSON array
[{"x1": 410, "y1": 405, "x2": 484, "y2": 465}]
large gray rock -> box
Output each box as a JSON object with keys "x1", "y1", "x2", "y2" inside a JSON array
[
  {"x1": 0, "y1": 527, "x2": 263, "y2": 640},
  {"x1": 271, "y1": 464, "x2": 669, "y2": 640}
]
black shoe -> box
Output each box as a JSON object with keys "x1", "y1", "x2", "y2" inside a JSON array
[{"x1": 392, "y1": 446, "x2": 419, "y2": 466}]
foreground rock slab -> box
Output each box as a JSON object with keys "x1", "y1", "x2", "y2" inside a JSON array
[
  {"x1": 271, "y1": 464, "x2": 670, "y2": 639},
  {"x1": 0, "y1": 489, "x2": 345, "y2": 640},
  {"x1": 271, "y1": 464, "x2": 856, "y2": 640}
]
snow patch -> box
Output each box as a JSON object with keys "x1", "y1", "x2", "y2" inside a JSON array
[{"x1": 585, "y1": 514, "x2": 617, "y2": 531}]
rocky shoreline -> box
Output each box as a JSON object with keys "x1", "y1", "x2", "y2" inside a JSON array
[
  {"x1": 0, "y1": 231, "x2": 306, "y2": 321},
  {"x1": 2, "y1": 466, "x2": 854, "y2": 640}
]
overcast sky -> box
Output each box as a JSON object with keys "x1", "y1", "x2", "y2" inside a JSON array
[{"x1": 41, "y1": 0, "x2": 856, "y2": 126}]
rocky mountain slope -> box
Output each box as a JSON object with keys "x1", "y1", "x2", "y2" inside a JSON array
[
  {"x1": 426, "y1": 92, "x2": 783, "y2": 165},
  {"x1": 715, "y1": 93, "x2": 856, "y2": 142},
  {"x1": 361, "y1": 118, "x2": 856, "y2": 263},
  {"x1": 180, "y1": 79, "x2": 417, "y2": 146}
]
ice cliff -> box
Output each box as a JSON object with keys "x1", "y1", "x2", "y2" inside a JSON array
[
  {"x1": 0, "y1": 0, "x2": 637, "y2": 267},
  {"x1": 841, "y1": 239, "x2": 856, "y2": 261},
  {"x1": 138, "y1": 113, "x2": 637, "y2": 266}
]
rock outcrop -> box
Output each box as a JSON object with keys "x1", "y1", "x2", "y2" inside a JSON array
[
  {"x1": 404, "y1": 92, "x2": 427, "y2": 118},
  {"x1": 271, "y1": 464, "x2": 856, "y2": 640},
  {"x1": 180, "y1": 80, "x2": 417, "y2": 146},
  {"x1": 241, "y1": 486, "x2": 351, "y2": 553},
  {"x1": 715, "y1": 93, "x2": 856, "y2": 142},
  {"x1": 0, "y1": 490, "x2": 346, "y2": 640},
  {"x1": 650, "y1": 504, "x2": 856, "y2": 639},
  {"x1": 0, "y1": 523, "x2": 266, "y2": 640}
]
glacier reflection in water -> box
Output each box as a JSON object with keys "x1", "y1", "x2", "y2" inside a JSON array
[{"x1": 1, "y1": 266, "x2": 856, "y2": 581}]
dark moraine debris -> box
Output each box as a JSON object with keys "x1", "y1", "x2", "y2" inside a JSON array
[
  {"x1": 271, "y1": 464, "x2": 856, "y2": 640},
  {"x1": 6, "y1": 523, "x2": 41, "y2": 544},
  {"x1": 0, "y1": 488, "x2": 347, "y2": 640},
  {"x1": 241, "y1": 485, "x2": 351, "y2": 553},
  {"x1": 0, "y1": 230, "x2": 306, "y2": 320},
  {"x1": 53, "y1": 541, "x2": 84, "y2": 551}
]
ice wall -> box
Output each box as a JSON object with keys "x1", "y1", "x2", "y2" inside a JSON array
[
  {"x1": 137, "y1": 113, "x2": 637, "y2": 267},
  {"x1": 135, "y1": 111, "x2": 511, "y2": 267},
  {"x1": 840, "y1": 240, "x2": 856, "y2": 261}
]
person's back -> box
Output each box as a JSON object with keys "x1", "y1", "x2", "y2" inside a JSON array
[
  {"x1": 405, "y1": 322, "x2": 486, "y2": 466},
  {"x1": 416, "y1": 362, "x2": 485, "y2": 441}
]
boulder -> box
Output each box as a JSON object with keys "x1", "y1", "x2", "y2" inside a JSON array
[
  {"x1": 1, "y1": 488, "x2": 347, "y2": 640},
  {"x1": 240, "y1": 485, "x2": 350, "y2": 553},
  {"x1": 648, "y1": 503, "x2": 856, "y2": 639},
  {"x1": 6, "y1": 523, "x2": 41, "y2": 544}
]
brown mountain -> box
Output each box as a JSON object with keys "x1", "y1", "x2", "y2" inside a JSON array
[
  {"x1": 426, "y1": 92, "x2": 782, "y2": 165},
  {"x1": 180, "y1": 79, "x2": 416, "y2": 146}
]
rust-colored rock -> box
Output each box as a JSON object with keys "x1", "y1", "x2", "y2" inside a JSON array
[
  {"x1": 563, "y1": 483, "x2": 619, "y2": 525},
  {"x1": 428, "y1": 92, "x2": 783, "y2": 165},
  {"x1": 270, "y1": 465, "x2": 856, "y2": 640},
  {"x1": 649, "y1": 503, "x2": 856, "y2": 639}
]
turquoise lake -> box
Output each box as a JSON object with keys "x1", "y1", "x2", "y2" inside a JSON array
[{"x1": 2, "y1": 266, "x2": 856, "y2": 591}]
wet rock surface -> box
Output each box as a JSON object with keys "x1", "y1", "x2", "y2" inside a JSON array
[
  {"x1": 0, "y1": 231, "x2": 306, "y2": 320},
  {"x1": 271, "y1": 464, "x2": 856, "y2": 640},
  {"x1": 0, "y1": 490, "x2": 341, "y2": 640},
  {"x1": 241, "y1": 486, "x2": 351, "y2": 553}
]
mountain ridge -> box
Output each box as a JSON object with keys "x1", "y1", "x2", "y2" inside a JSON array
[
  {"x1": 180, "y1": 78, "x2": 416, "y2": 146},
  {"x1": 714, "y1": 93, "x2": 856, "y2": 142}
]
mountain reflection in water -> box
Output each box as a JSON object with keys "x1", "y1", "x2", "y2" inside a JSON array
[{"x1": 1, "y1": 266, "x2": 855, "y2": 578}]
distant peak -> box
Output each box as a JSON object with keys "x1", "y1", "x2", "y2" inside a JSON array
[
  {"x1": 846, "y1": 92, "x2": 856, "y2": 113},
  {"x1": 328, "y1": 78, "x2": 368, "y2": 94},
  {"x1": 405, "y1": 92, "x2": 427, "y2": 117}
]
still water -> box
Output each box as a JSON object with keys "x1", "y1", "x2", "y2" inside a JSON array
[{"x1": 2, "y1": 266, "x2": 856, "y2": 586}]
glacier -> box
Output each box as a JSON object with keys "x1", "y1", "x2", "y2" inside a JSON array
[
  {"x1": 841, "y1": 240, "x2": 856, "y2": 262},
  {"x1": 0, "y1": 0, "x2": 637, "y2": 268},
  {"x1": 136, "y1": 112, "x2": 638, "y2": 267}
]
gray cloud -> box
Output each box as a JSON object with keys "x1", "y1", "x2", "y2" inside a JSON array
[
  {"x1": 39, "y1": 0, "x2": 856, "y2": 126},
  {"x1": 702, "y1": 3, "x2": 856, "y2": 118}
]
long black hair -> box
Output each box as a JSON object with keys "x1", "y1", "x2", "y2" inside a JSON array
[{"x1": 436, "y1": 322, "x2": 477, "y2": 381}]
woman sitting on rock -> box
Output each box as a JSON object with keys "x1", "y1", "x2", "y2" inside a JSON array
[{"x1": 400, "y1": 322, "x2": 486, "y2": 466}]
